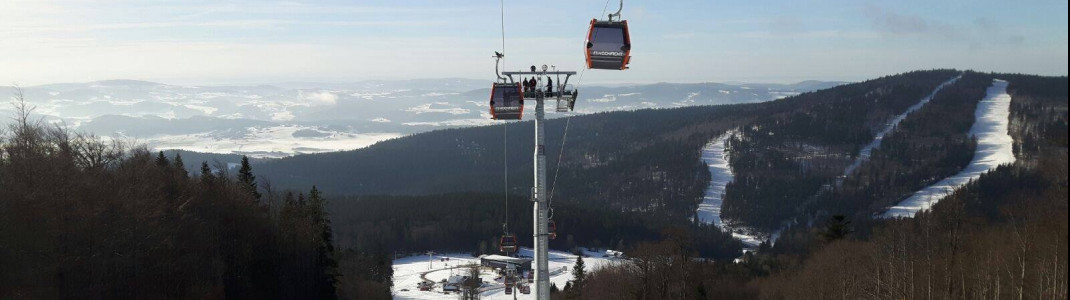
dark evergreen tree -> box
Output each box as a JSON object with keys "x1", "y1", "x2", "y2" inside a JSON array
[
  {"x1": 820, "y1": 215, "x2": 852, "y2": 242},
  {"x1": 200, "y1": 161, "x2": 214, "y2": 184},
  {"x1": 238, "y1": 155, "x2": 261, "y2": 201},
  {"x1": 155, "y1": 151, "x2": 170, "y2": 169},
  {"x1": 172, "y1": 152, "x2": 188, "y2": 178},
  {"x1": 308, "y1": 186, "x2": 338, "y2": 298},
  {"x1": 565, "y1": 255, "x2": 586, "y2": 299}
]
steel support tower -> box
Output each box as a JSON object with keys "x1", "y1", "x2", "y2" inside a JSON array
[
  {"x1": 532, "y1": 96, "x2": 550, "y2": 300},
  {"x1": 501, "y1": 70, "x2": 574, "y2": 300}
]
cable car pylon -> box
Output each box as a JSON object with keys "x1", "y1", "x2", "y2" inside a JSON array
[{"x1": 488, "y1": 59, "x2": 577, "y2": 300}]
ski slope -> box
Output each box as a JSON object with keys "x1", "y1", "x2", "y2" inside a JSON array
[
  {"x1": 883, "y1": 79, "x2": 1016, "y2": 218},
  {"x1": 392, "y1": 248, "x2": 620, "y2": 299},
  {"x1": 696, "y1": 132, "x2": 762, "y2": 250},
  {"x1": 841, "y1": 75, "x2": 963, "y2": 178}
]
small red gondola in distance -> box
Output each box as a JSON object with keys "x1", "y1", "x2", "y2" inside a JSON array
[
  {"x1": 499, "y1": 234, "x2": 518, "y2": 253},
  {"x1": 548, "y1": 220, "x2": 557, "y2": 240}
]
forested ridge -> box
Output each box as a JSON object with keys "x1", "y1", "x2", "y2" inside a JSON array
[
  {"x1": 255, "y1": 70, "x2": 969, "y2": 230},
  {"x1": 721, "y1": 70, "x2": 963, "y2": 230},
  {"x1": 570, "y1": 74, "x2": 1067, "y2": 300},
  {"x1": 813, "y1": 72, "x2": 991, "y2": 222},
  {"x1": 255, "y1": 104, "x2": 752, "y2": 219}
]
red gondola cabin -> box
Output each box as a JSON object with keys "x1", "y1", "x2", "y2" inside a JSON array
[
  {"x1": 499, "y1": 234, "x2": 518, "y2": 254},
  {"x1": 490, "y1": 82, "x2": 524, "y2": 120},
  {"x1": 585, "y1": 19, "x2": 631, "y2": 70},
  {"x1": 548, "y1": 220, "x2": 557, "y2": 240}
]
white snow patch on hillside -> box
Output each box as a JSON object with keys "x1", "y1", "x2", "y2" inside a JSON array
[
  {"x1": 842, "y1": 75, "x2": 962, "y2": 179},
  {"x1": 696, "y1": 131, "x2": 763, "y2": 250},
  {"x1": 696, "y1": 133, "x2": 734, "y2": 228},
  {"x1": 883, "y1": 79, "x2": 1016, "y2": 218},
  {"x1": 405, "y1": 103, "x2": 470, "y2": 115},
  {"x1": 589, "y1": 95, "x2": 616, "y2": 103},
  {"x1": 392, "y1": 248, "x2": 620, "y2": 300}
]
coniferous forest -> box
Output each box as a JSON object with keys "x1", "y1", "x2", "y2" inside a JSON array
[
  {"x1": 0, "y1": 101, "x2": 391, "y2": 299},
  {"x1": 572, "y1": 73, "x2": 1068, "y2": 299}
]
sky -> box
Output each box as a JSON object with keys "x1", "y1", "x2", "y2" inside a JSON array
[{"x1": 2, "y1": 0, "x2": 1067, "y2": 86}]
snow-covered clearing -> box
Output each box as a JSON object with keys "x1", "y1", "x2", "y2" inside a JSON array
[
  {"x1": 696, "y1": 131, "x2": 763, "y2": 250},
  {"x1": 883, "y1": 79, "x2": 1016, "y2": 218},
  {"x1": 842, "y1": 75, "x2": 963, "y2": 178},
  {"x1": 146, "y1": 125, "x2": 402, "y2": 158},
  {"x1": 392, "y1": 248, "x2": 621, "y2": 300}
]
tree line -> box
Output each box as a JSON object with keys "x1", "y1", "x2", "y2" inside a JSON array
[
  {"x1": 328, "y1": 192, "x2": 742, "y2": 261},
  {"x1": 0, "y1": 95, "x2": 390, "y2": 299}
]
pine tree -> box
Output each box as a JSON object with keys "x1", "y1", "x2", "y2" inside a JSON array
[
  {"x1": 155, "y1": 151, "x2": 170, "y2": 169},
  {"x1": 308, "y1": 186, "x2": 338, "y2": 298},
  {"x1": 821, "y1": 215, "x2": 853, "y2": 242},
  {"x1": 237, "y1": 156, "x2": 261, "y2": 201},
  {"x1": 172, "y1": 153, "x2": 188, "y2": 178},
  {"x1": 200, "y1": 161, "x2": 215, "y2": 185},
  {"x1": 570, "y1": 255, "x2": 586, "y2": 297}
]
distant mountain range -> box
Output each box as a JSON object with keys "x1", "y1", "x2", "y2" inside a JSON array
[{"x1": 2, "y1": 79, "x2": 843, "y2": 158}]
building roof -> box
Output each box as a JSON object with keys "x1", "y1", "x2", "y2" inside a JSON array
[{"x1": 481, "y1": 255, "x2": 533, "y2": 265}]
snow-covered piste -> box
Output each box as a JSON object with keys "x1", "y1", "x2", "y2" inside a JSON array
[
  {"x1": 841, "y1": 75, "x2": 963, "y2": 179},
  {"x1": 392, "y1": 248, "x2": 620, "y2": 300},
  {"x1": 883, "y1": 79, "x2": 1016, "y2": 218},
  {"x1": 696, "y1": 132, "x2": 762, "y2": 249}
]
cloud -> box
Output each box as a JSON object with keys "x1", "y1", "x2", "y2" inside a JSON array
[
  {"x1": 271, "y1": 111, "x2": 295, "y2": 121},
  {"x1": 860, "y1": 4, "x2": 1028, "y2": 49},
  {"x1": 301, "y1": 91, "x2": 338, "y2": 106},
  {"x1": 860, "y1": 4, "x2": 957, "y2": 39}
]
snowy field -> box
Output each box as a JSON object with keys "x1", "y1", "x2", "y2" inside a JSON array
[
  {"x1": 883, "y1": 79, "x2": 1016, "y2": 218},
  {"x1": 696, "y1": 132, "x2": 762, "y2": 250},
  {"x1": 841, "y1": 75, "x2": 962, "y2": 179},
  {"x1": 144, "y1": 125, "x2": 402, "y2": 158},
  {"x1": 392, "y1": 248, "x2": 620, "y2": 300}
]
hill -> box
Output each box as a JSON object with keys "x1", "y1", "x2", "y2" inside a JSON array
[{"x1": 252, "y1": 70, "x2": 957, "y2": 220}]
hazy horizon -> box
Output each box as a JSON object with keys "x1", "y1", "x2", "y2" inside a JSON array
[{"x1": 3, "y1": 0, "x2": 1067, "y2": 86}]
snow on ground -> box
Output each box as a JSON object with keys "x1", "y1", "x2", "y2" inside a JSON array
[
  {"x1": 392, "y1": 248, "x2": 621, "y2": 300},
  {"x1": 696, "y1": 133, "x2": 733, "y2": 228},
  {"x1": 145, "y1": 125, "x2": 402, "y2": 158},
  {"x1": 842, "y1": 75, "x2": 962, "y2": 179},
  {"x1": 883, "y1": 79, "x2": 1016, "y2": 218},
  {"x1": 696, "y1": 132, "x2": 763, "y2": 250}
]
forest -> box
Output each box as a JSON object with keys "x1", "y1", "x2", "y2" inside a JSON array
[
  {"x1": 570, "y1": 73, "x2": 1067, "y2": 300},
  {"x1": 721, "y1": 69, "x2": 964, "y2": 231},
  {"x1": 814, "y1": 72, "x2": 991, "y2": 222},
  {"x1": 0, "y1": 99, "x2": 391, "y2": 299},
  {"x1": 253, "y1": 103, "x2": 755, "y2": 221},
  {"x1": 328, "y1": 193, "x2": 742, "y2": 260}
]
